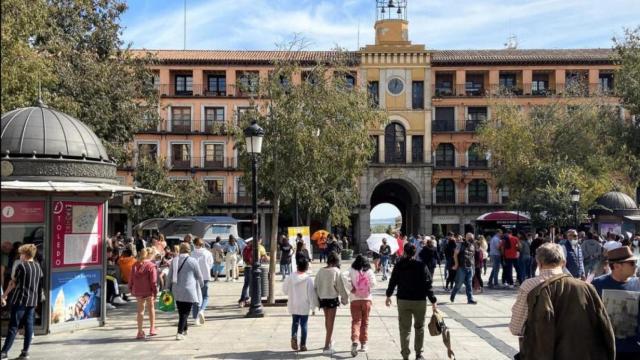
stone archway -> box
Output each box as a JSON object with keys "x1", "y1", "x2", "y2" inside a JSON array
[{"x1": 370, "y1": 179, "x2": 422, "y2": 237}]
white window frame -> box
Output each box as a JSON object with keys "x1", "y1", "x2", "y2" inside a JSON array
[
  {"x1": 200, "y1": 140, "x2": 226, "y2": 168},
  {"x1": 133, "y1": 140, "x2": 160, "y2": 166},
  {"x1": 201, "y1": 104, "x2": 228, "y2": 131},
  {"x1": 203, "y1": 176, "x2": 226, "y2": 200},
  {"x1": 167, "y1": 104, "x2": 194, "y2": 132},
  {"x1": 167, "y1": 140, "x2": 193, "y2": 168}
]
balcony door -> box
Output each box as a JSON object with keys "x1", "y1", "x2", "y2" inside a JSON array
[{"x1": 385, "y1": 123, "x2": 406, "y2": 164}]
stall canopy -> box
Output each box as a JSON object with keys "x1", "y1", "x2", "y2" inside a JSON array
[
  {"x1": 476, "y1": 211, "x2": 530, "y2": 222},
  {"x1": 1, "y1": 180, "x2": 173, "y2": 197}
]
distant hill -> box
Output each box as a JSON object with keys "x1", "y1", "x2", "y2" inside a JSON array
[{"x1": 370, "y1": 217, "x2": 398, "y2": 225}]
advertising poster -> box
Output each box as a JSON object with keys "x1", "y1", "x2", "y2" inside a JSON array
[
  {"x1": 288, "y1": 226, "x2": 311, "y2": 272},
  {"x1": 52, "y1": 201, "x2": 103, "y2": 268},
  {"x1": 1, "y1": 201, "x2": 45, "y2": 223},
  {"x1": 602, "y1": 289, "x2": 640, "y2": 340},
  {"x1": 599, "y1": 223, "x2": 622, "y2": 236},
  {"x1": 50, "y1": 270, "x2": 102, "y2": 325}
]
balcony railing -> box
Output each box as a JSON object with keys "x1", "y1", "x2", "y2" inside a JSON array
[
  {"x1": 468, "y1": 159, "x2": 489, "y2": 168},
  {"x1": 166, "y1": 157, "x2": 237, "y2": 170},
  {"x1": 138, "y1": 120, "x2": 230, "y2": 134},
  {"x1": 465, "y1": 120, "x2": 485, "y2": 132},
  {"x1": 157, "y1": 84, "x2": 259, "y2": 97},
  {"x1": 433, "y1": 85, "x2": 456, "y2": 97},
  {"x1": 205, "y1": 192, "x2": 253, "y2": 206},
  {"x1": 434, "y1": 160, "x2": 455, "y2": 168},
  {"x1": 432, "y1": 119, "x2": 455, "y2": 132},
  {"x1": 170, "y1": 159, "x2": 191, "y2": 170}
]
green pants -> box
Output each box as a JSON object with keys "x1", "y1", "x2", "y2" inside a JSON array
[{"x1": 397, "y1": 299, "x2": 427, "y2": 358}]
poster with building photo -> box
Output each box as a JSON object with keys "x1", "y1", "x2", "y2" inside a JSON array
[{"x1": 602, "y1": 289, "x2": 640, "y2": 339}]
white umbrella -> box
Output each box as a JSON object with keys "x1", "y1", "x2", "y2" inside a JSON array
[{"x1": 366, "y1": 233, "x2": 399, "y2": 254}]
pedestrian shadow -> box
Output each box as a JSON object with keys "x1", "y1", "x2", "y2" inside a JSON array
[{"x1": 194, "y1": 350, "x2": 319, "y2": 359}]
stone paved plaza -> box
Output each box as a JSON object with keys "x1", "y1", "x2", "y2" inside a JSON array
[{"x1": 19, "y1": 263, "x2": 519, "y2": 360}]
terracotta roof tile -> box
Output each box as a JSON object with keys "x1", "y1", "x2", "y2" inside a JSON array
[
  {"x1": 429, "y1": 49, "x2": 615, "y2": 65},
  {"x1": 131, "y1": 49, "x2": 357, "y2": 64}
]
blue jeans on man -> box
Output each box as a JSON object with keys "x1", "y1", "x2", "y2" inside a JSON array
[
  {"x1": 280, "y1": 263, "x2": 292, "y2": 280},
  {"x1": 291, "y1": 314, "x2": 309, "y2": 347},
  {"x1": 381, "y1": 255, "x2": 390, "y2": 280},
  {"x1": 517, "y1": 255, "x2": 532, "y2": 284},
  {"x1": 488, "y1": 255, "x2": 502, "y2": 286},
  {"x1": 192, "y1": 280, "x2": 209, "y2": 319},
  {"x1": 451, "y1": 267, "x2": 475, "y2": 303},
  {"x1": 239, "y1": 266, "x2": 251, "y2": 304},
  {"x1": 1, "y1": 305, "x2": 35, "y2": 357}
]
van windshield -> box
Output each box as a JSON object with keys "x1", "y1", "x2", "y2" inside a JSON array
[{"x1": 205, "y1": 225, "x2": 233, "y2": 237}]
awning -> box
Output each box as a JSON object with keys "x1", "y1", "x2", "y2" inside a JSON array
[
  {"x1": 1, "y1": 180, "x2": 173, "y2": 197},
  {"x1": 624, "y1": 215, "x2": 640, "y2": 222},
  {"x1": 476, "y1": 211, "x2": 530, "y2": 222}
]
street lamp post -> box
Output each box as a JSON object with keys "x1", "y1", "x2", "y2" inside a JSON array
[
  {"x1": 570, "y1": 188, "x2": 580, "y2": 230},
  {"x1": 244, "y1": 121, "x2": 265, "y2": 318}
]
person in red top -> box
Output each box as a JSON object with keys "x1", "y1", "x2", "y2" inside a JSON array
[
  {"x1": 501, "y1": 230, "x2": 520, "y2": 288},
  {"x1": 129, "y1": 247, "x2": 158, "y2": 339},
  {"x1": 396, "y1": 234, "x2": 405, "y2": 258}
]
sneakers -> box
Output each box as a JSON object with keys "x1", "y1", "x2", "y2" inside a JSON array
[
  {"x1": 416, "y1": 354, "x2": 425, "y2": 360},
  {"x1": 17, "y1": 352, "x2": 29, "y2": 360},
  {"x1": 322, "y1": 342, "x2": 335, "y2": 355},
  {"x1": 112, "y1": 296, "x2": 127, "y2": 305},
  {"x1": 198, "y1": 311, "x2": 206, "y2": 325},
  {"x1": 291, "y1": 337, "x2": 298, "y2": 351},
  {"x1": 360, "y1": 343, "x2": 368, "y2": 352},
  {"x1": 175, "y1": 333, "x2": 185, "y2": 341},
  {"x1": 192, "y1": 319, "x2": 201, "y2": 327},
  {"x1": 468, "y1": 299, "x2": 478, "y2": 305},
  {"x1": 106, "y1": 303, "x2": 116, "y2": 310},
  {"x1": 351, "y1": 342, "x2": 358, "y2": 357},
  {"x1": 299, "y1": 345, "x2": 307, "y2": 352}
]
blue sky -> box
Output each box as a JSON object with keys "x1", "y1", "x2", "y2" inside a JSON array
[{"x1": 120, "y1": 0, "x2": 639, "y2": 51}]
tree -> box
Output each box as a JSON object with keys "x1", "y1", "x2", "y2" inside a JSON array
[
  {"x1": 476, "y1": 93, "x2": 637, "y2": 230},
  {"x1": 127, "y1": 159, "x2": 208, "y2": 224},
  {"x1": 233, "y1": 43, "x2": 386, "y2": 304},
  {"x1": 1, "y1": 0, "x2": 158, "y2": 162}
]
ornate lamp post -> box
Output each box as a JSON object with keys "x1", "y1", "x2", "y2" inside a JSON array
[
  {"x1": 570, "y1": 188, "x2": 580, "y2": 229},
  {"x1": 244, "y1": 121, "x2": 265, "y2": 318}
]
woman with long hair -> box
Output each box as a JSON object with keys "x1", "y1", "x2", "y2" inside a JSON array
[
  {"x1": 129, "y1": 247, "x2": 158, "y2": 339},
  {"x1": 349, "y1": 255, "x2": 376, "y2": 356},
  {"x1": 168, "y1": 243, "x2": 203, "y2": 340},
  {"x1": 314, "y1": 251, "x2": 349, "y2": 354}
]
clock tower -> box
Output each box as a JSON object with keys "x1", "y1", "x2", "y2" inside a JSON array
[{"x1": 374, "y1": 0, "x2": 410, "y2": 45}]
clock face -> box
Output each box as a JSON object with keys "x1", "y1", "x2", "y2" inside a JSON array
[{"x1": 388, "y1": 78, "x2": 404, "y2": 95}]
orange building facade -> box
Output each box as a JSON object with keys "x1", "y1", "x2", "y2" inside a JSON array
[{"x1": 111, "y1": 2, "x2": 620, "y2": 245}]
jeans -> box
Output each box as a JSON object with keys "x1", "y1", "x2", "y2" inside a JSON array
[
  {"x1": 239, "y1": 266, "x2": 251, "y2": 302},
  {"x1": 451, "y1": 267, "x2": 474, "y2": 302},
  {"x1": 1, "y1": 305, "x2": 35, "y2": 355},
  {"x1": 176, "y1": 301, "x2": 193, "y2": 334},
  {"x1": 192, "y1": 280, "x2": 209, "y2": 318},
  {"x1": 517, "y1": 256, "x2": 532, "y2": 283},
  {"x1": 397, "y1": 299, "x2": 427, "y2": 358},
  {"x1": 503, "y1": 258, "x2": 517, "y2": 285},
  {"x1": 350, "y1": 300, "x2": 372, "y2": 343},
  {"x1": 488, "y1": 255, "x2": 502, "y2": 286},
  {"x1": 280, "y1": 263, "x2": 292, "y2": 279},
  {"x1": 291, "y1": 315, "x2": 309, "y2": 346},
  {"x1": 381, "y1": 256, "x2": 390, "y2": 279},
  {"x1": 319, "y1": 249, "x2": 327, "y2": 263}
]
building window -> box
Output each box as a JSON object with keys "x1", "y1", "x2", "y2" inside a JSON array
[
  {"x1": 302, "y1": 71, "x2": 319, "y2": 85},
  {"x1": 435, "y1": 73, "x2": 454, "y2": 96},
  {"x1": 237, "y1": 71, "x2": 259, "y2": 95},
  {"x1": 370, "y1": 135, "x2": 379, "y2": 163},
  {"x1": 137, "y1": 143, "x2": 157, "y2": 162},
  {"x1": 433, "y1": 107, "x2": 455, "y2": 132},
  {"x1": 499, "y1": 72, "x2": 519, "y2": 94},
  {"x1": 237, "y1": 179, "x2": 248, "y2": 203},
  {"x1": 344, "y1": 73, "x2": 356, "y2": 89},
  {"x1": 175, "y1": 75, "x2": 193, "y2": 95},
  {"x1": 465, "y1": 73, "x2": 484, "y2": 96},
  {"x1": 435, "y1": 143, "x2": 455, "y2": 167},
  {"x1": 171, "y1": 143, "x2": 191, "y2": 169},
  {"x1": 468, "y1": 143, "x2": 488, "y2": 168},
  {"x1": 565, "y1": 71, "x2": 588, "y2": 96},
  {"x1": 412, "y1": 81, "x2": 424, "y2": 109},
  {"x1": 236, "y1": 106, "x2": 253, "y2": 124},
  {"x1": 205, "y1": 179, "x2": 224, "y2": 202},
  {"x1": 599, "y1": 73, "x2": 614, "y2": 93},
  {"x1": 532, "y1": 73, "x2": 550, "y2": 95},
  {"x1": 468, "y1": 179, "x2": 488, "y2": 203},
  {"x1": 466, "y1": 107, "x2": 487, "y2": 131},
  {"x1": 436, "y1": 179, "x2": 456, "y2": 204},
  {"x1": 204, "y1": 107, "x2": 225, "y2": 132},
  {"x1": 171, "y1": 107, "x2": 191, "y2": 132},
  {"x1": 203, "y1": 143, "x2": 224, "y2": 168},
  {"x1": 384, "y1": 123, "x2": 405, "y2": 164},
  {"x1": 368, "y1": 81, "x2": 379, "y2": 107},
  {"x1": 412, "y1": 135, "x2": 423, "y2": 163},
  {"x1": 206, "y1": 73, "x2": 226, "y2": 96}
]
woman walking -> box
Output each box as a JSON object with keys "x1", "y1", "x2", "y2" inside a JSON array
[
  {"x1": 473, "y1": 240, "x2": 485, "y2": 293},
  {"x1": 314, "y1": 251, "x2": 349, "y2": 354},
  {"x1": 225, "y1": 236, "x2": 239, "y2": 282},
  {"x1": 282, "y1": 257, "x2": 318, "y2": 352},
  {"x1": 444, "y1": 236, "x2": 458, "y2": 290},
  {"x1": 295, "y1": 240, "x2": 311, "y2": 264},
  {"x1": 348, "y1": 255, "x2": 376, "y2": 357},
  {"x1": 129, "y1": 247, "x2": 158, "y2": 339},
  {"x1": 168, "y1": 243, "x2": 203, "y2": 340}
]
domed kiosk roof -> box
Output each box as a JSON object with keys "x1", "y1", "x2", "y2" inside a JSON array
[
  {"x1": 595, "y1": 191, "x2": 638, "y2": 211},
  {"x1": 1, "y1": 100, "x2": 110, "y2": 161}
]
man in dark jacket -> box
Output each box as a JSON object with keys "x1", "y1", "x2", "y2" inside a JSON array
[{"x1": 386, "y1": 243, "x2": 437, "y2": 360}]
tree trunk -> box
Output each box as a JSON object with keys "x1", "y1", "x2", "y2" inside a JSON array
[{"x1": 267, "y1": 196, "x2": 280, "y2": 304}]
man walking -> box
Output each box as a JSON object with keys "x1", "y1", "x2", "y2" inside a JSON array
[
  {"x1": 592, "y1": 246, "x2": 640, "y2": 359},
  {"x1": 488, "y1": 229, "x2": 503, "y2": 288},
  {"x1": 562, "y1": 229, "x2": 585, "y2": 279},
  {"x1": 509, "y1": 243, "x2": 615, "y2": 360},
  {"x1": 379, "y1": 238, "x2": 392, "y2": 281},
  {"x1": 1, "y1": 244, "x2": 43, "y2": 360},
  {"x1": 386, "y1": 243, "x2": 437, "y2": 360},
  {"x1": 450, "y1": 233, "x2": 477, "y2": 304},
  {"x1": 582, "y1": 232, "x2": 603, "y2": 277}
]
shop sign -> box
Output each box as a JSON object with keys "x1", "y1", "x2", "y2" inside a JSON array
[{"x1": 1, "y1": 201, "x2": 45, "y2": 223}]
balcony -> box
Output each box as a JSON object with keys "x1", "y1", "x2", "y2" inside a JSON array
[
  {"x1": 433, "y1": 85, "x2": 455, "y2": 97},
  {"x1": 465, "y1": 120, "x2": 484, "y2": 132},
  {"x1": 432, "y1": 119, "x2": 455, "y2": 132},
  {"x1": 170, "y1": 159, "x2": 191, "y2": 170},
  {"x1": 468, "y1": 159, "x2": 489, "y2": 168},
  {"x1": 489, "y1": 84, "x2": 523, "y2": 96},
  {"x1": 137, "y1": 120, "x2": 230, "y2": 134},
  {"x1": 205, "y1": 192, "x2": 252, "y2": 206}
]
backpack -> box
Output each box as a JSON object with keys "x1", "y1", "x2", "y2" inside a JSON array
[
  {"x1": 352, "y1": 270, "x2": 371, "y2": 298},
  {"x1": 242, "y1": 245, "x2": 253, "y2": 264}
]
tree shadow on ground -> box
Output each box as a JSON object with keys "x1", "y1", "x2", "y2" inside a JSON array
[{"x1": 194, "y1": 350, "x2": 356, "y2": 359}]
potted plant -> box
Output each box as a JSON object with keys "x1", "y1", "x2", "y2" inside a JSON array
[{"x1": 341, "y1": 248, "x2": 353, "y2": 260}]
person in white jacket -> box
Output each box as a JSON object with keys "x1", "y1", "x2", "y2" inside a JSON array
[
  {"x1": 282, "y1": 257, "x2": 318, "y2": 352},
  {"x1": 191, "y1": 238, "x2": 213, "y2": 325},
  {"x1": 348, "y1": 255, "x2": 377, "y2": 357}
]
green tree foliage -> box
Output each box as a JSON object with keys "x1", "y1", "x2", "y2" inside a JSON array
[
  {"x1": 127, "y1": 159, "x2": 207, "y2": 224},
  {"x1": 614, "y1": 27, "x2": 640, "y2": 116},
  {"x1": 477, "y1": 93, "x2": 638, "y2": 229},
  {"x1": 233, "y1": 44, "x2": 386, "y2": 303},
  {"x1": 1, "y1": 0, "x2": 158, "y2": 162}
]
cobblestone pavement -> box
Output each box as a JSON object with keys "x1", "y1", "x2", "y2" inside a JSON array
[{"x1": 8, "y1": 263, "x2": 520, "y2": 359}]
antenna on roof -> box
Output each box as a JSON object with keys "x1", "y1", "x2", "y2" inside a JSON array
[
  {"x1": 504, "y1": 34, "x2": 518, "y2": 49},
  {"x1": 183, "y1": 0, "x2": 187, "y2": 50}
]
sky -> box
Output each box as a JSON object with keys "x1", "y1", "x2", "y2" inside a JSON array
[
  {"x1": 371, "y1": 203, "x2": 401, "y2": 222},
  {"x1": 120, "y1": 0, "x2": 639, "y2": 51}
]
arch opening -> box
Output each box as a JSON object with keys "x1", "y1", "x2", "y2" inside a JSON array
[{"x1": 370, "y1": 179, "x2": 421, "y2": 237}]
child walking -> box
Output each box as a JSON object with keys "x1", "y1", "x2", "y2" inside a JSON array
[
  {"x1": 282, "y1": 257, "x2": 318, "y2": 352},
  {"x1": 315, "y1": 251, "x2": 350, "y2": 354},
  {"x1": 349, "y1": 255, "x2": 376, "y2": 357}
]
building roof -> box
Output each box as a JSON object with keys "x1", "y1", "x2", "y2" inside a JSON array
[
  {"x1": 1, "y1": 100, "x2": 110, "y2": 161},
  {"x1": 133, "y1": 48, "x2": 616, "y2": 66},
  {"x1": 595, "y1": 191, "x2": 638, "y2": 211},
  {"x1": 430, "y1": 49, "x2": 616, "y2": 65}
]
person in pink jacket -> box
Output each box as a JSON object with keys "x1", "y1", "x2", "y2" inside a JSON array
[{"x1": 129, "y1": 247, "x2": 158, "y2": 339}]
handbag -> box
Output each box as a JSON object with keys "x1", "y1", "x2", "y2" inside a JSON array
[
  {"x1": 428, "y1": 309, "x2": 456, "y2": 359},
  {"x1": 156, "y1": 289, "x2": 176, "y2": 312}
]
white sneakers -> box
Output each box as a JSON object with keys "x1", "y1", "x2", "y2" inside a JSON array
[
  {"x1": 112, "y1": 296, "x2": 127, "y2": 305},
  {"x1": 351, "y1": 343, "x2": 358, "y2": 357},
  {"x1": 322, "y1": 342, "x2": 335, "y2": 355},
  {"x1": 198, "y1": 312, "x2": 206, "y2": 325},
  {"x1": 175, "y1": 333, "x2": 185, "y2": 341},
  {"x1": 106, "y1": 303, "x2": 116, "y2": 310},
  {"x1": 360, "y1": 344, "x2": 368, "y2": 352}
]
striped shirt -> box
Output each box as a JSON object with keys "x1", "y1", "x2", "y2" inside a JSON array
[
  {"x1": 509, "y1": 267, "x2": 564, "y2": 336},
  {"x1": 10, "y1": 261, "x2": 43, "y2": 307}
]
